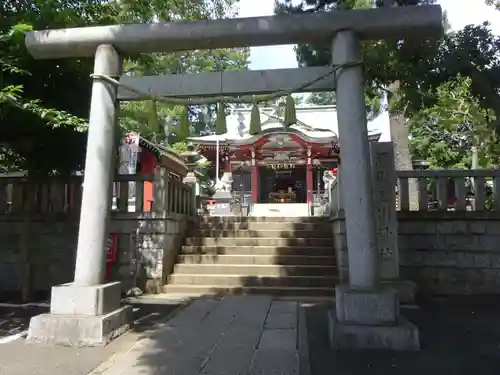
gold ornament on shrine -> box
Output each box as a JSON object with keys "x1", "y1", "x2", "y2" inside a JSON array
[{"x1": 270, "y1": 163, "x2": 295, "y2": 170}]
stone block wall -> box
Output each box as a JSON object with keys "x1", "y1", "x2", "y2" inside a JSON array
[
  {"x1": 0, "y1": 213, "x2": 189, "y2": 298},
  {"x1": 332, "y1": 211, "x2": 500, "y2": 296},
  {"x1": 398, "y1": 212, "x2": 500, "y2": 295},
  {"x1": 110, "y1": 213, "x2": 188, "y2": 294},
  {"x1": 0, "y1": 218, "x2": 78, "y2": 294}
]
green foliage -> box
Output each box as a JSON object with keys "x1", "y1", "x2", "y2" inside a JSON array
[
  {"x1": 276, "y1": 0, "x2": 500, "y2": 168},
  {"x1": 1, "y1": 0, "x2": 248, "y2": 174},
  {"x1": 306, "y1": 92, "x2": 335, "y2": 106},
  {"x1": 409, "y1": 77, "x2": 500, "y2": 169},
  {"x1": 0, "y1": 0, "x2": 119, "y2": 174},
  {"x1": 276, "y1": 0, "x2": 500, "y2": 125},
  {"x1": 116, "y1": 0, "x2": 249, "y2": 141}
]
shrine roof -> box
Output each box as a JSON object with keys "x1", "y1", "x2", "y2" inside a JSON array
[{"x1": 188, "y1": 105, "x2": 386, "y2": 145}]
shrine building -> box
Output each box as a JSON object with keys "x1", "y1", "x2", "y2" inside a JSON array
[{"x1": 189, "y1": 104, "x2": 387, "y2": 205}]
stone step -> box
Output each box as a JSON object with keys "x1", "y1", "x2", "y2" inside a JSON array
[
  {"x1": 167, "y1": 274, "x2": 337, "y2": 288},
  {"x1": 178, "y1": 254, "x2": 336, "y2": 266},
  {"x1": 162, "y1": 284, "x2": 335, "y2": 298},
  {"x1": 184, "y1": 237, "x2": 332, "y2": 247},
  {"x1": 180, "y1": 245, "x2": 333, "y2": 256},
  {"x1": 173, "y1": 264, "x2": 337, "y2": 277},
  {"x1": 250, "y1": 203, "x2": 310, "y2": 217},
  {"x1": 195, "y1": 221, "x2": 332, "y2": 231},
  {"x1": 189, "y1": 229, "x2": 332, "y2": 238},
  {"x1": 196, "y1": 216, "x2": 328, "y2": 223}
]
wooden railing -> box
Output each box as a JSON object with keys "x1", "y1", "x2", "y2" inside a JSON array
[
  {"x1": 396, "y1": 170, "x2": 500, "y2": 212},
  {"x1": 0, "y1": 171, "x2": 195, "y2": 216},
  {"x1": 0, "y1": 175, "x2": 83, "y2": 215}
]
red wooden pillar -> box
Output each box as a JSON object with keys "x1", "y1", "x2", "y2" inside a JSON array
[
  {"x1": 140, "y1": 149, "x2": 156, "y2": 212},
  {"x1": 251, "y1": 148, "x2": 259, "y2": 203},
  {"x1": 306, "y1": 147, "x2": 313, "y2": 204}
]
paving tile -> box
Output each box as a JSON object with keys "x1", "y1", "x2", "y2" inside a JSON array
[
  {"x1": 258, "y1": 329, "x2": 297, "y2": 351},
  {"x1": 201, "y1": 296, "x2": 272, "y2": 375},
  {"x1": 247, "y1": 350, "x2": 299, "y2": 375},
  {"x1": 265, "y1": 312, "x2": 297, "y2": 330}
]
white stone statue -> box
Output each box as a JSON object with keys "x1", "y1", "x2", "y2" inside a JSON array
[
  {"x1": 323, "y1": 169, "x2": 336, "y2": 197},
  {"x1": 215, "y1": 172, "x2": 233, "y2": 193}
]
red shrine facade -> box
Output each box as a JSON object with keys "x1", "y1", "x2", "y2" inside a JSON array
[
  {"x1": 189, "y1": 105, "x2": 383, "y2": 205},
  {"x1": 196, "y1": 130, "x2": 342, "y2": 204}
]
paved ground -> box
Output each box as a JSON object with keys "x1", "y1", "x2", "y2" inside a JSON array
[
  {"x1": 306, "y1": 296, "x2": 500, "y2": 375},
  {"x1": 0, "y1": 297, "x2": 185, "y2": 375},
  {"x1": 3, "y1": 294, "x2": 499, "y2": 375},
  {"x1": 97, "y1": 295, "x2": 301, "y2": 375},
  {"x1": 0, "y1": 295, "x2": 302, "y2": 375}
]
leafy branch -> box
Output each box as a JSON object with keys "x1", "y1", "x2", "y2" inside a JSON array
[{"x1": 0, "y1": 24, "x2": 87, "y2": 131}]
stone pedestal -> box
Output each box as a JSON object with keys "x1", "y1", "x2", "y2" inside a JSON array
[
  {"x1": 329, "y1": 285, "x2": 419, "y2": 351},
  {"x1": 212, "y1": 190, "x2": 233, "y2": 216},
  {"x1": 381, "y1": 279, "x2": 417, "y2": 305},
  {"x1": 27, "y1": 282, "x2": 132, "y2": 346}
]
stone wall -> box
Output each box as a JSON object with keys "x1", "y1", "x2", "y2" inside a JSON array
[
  {"x1": 0, "y1": 218, "x2": 78, "y2": 294},
  {"x1": 0, "y1": 212, "x2": 189, "y2": 297},
  {"x1": 332, "y1": 211, "x2": 500, "y2": 296}
]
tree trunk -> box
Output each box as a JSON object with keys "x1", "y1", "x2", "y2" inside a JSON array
[{"x1": 388, "y1": 83, "x2": 419, "y2": 210}]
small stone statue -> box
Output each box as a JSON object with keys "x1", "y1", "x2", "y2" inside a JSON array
[{"x1": 323, "y1": 169, "x2": 336, "y2": 197}]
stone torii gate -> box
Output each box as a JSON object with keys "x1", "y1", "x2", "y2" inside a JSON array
[{"x1": 24, "y1": 6, "x2": 442, "y2": 349}]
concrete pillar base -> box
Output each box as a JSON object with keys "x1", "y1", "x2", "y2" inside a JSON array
[
  {"x1": 381, "y1": 279, "x2": 417, "y2": 305},
  {"x1": 328, "y1": 311, "x2": 420, "y2": 351},
  {"x1": 329, "y1": 285, "x2": 420, "y2": 351},
  {"x1": 27, "y1": 282, "x2": 132, "y2": 347}
]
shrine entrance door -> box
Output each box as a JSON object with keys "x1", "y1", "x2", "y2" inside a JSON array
[{"x1": 258, "y1": 166, "x2": 306, "y2": 203}]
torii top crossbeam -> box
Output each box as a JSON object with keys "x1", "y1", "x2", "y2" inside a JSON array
[{"x1": 25, "y1": 6, "x2": 442, "y2": 59}]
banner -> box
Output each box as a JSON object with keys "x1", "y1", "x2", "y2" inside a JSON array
[{"x1": 119, "y1": 132, "x2": 140, "y2": 175}]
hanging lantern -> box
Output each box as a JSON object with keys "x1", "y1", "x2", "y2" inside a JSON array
[
  {"x1": 177, "y1": 105, "x2": 190, "y2": 140},
  {"x1": 249, "y1": 102, "x2": 261, "y2": 135},
  {"x1": 215, "y1": 102, "x2": 227, "y2": 135},
  {"x1": 147, "y1": 100, "x2": 159, "y2": 133},
  {"x1": 284, "y1": 94, "x2": 297, "y2": 127}
]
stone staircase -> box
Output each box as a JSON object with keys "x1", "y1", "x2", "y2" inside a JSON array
[{"x1": 163, "y1": 216, "x2": 338, "y2": 298}]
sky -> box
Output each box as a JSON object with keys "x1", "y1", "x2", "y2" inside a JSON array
[{"x1": 237, "y1": 0, "x2": 500, "y2": 70}]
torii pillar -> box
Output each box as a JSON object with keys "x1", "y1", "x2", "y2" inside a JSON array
[
  {"x1": 328, "y1": 31, "x2": 419, "y2": 350},
  {"x1": 27, "y1": 45, "x2": 133, "y2": 346}
]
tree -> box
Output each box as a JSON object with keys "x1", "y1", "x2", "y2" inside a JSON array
[
  {"x1": 1, "y1": 0, "x2": 249, "y2": 173},
  {"x1": 115, "y1": 0, "x2": 249, "y2": 147},
  {"x1": 0, "y1": 0, "x2": 117, "y2": 174},
  {"x1": 409, "y1": 77, "x2": 500, "y2": 169},
  {"x1": 306, "y1": 92, "x2": 335, "y2": 106},
  {"x1": 276, "y1": 0, "x2": 500, "y2": 208}
]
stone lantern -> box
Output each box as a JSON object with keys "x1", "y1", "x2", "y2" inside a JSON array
[{"x1": 180, "y1": 143, "x2": 201, "y2": 215}]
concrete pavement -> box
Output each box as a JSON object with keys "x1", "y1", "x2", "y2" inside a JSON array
[
  {"x1": 306, "y1": 297, "x2": 500, "y2": 375},
  {"x1": 0, "y1": 295, "x2": 306, "y2": 375},
  {"x1": 0, "y1": 298, "x2": 185, "y2": 375},
  {"x1": 93, "y1": 295, "x2": 302, "y2": 375}
]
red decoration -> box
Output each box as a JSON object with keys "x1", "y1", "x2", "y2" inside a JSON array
[{"x1": 105, "y1": 233, "x2": 118, "y2": 281}]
